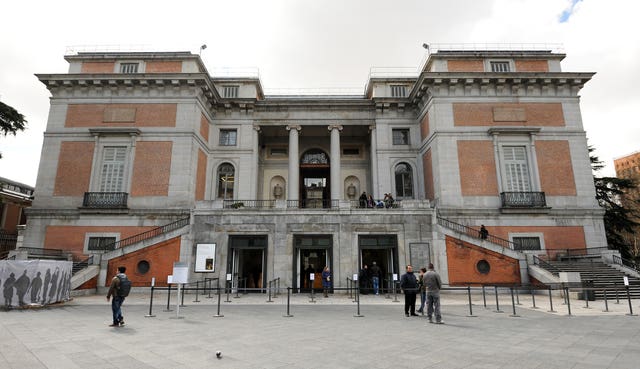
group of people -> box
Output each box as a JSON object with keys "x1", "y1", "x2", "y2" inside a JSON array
[
  {"x1": 399, "y1": 263, "x2": 443, "y2": 324},
  {"x1": 357, "y1": 261, "x2": 383, "y2": 295},
  {"x1": 358, "y1": 192, "x2": 395, "y2": 209}
]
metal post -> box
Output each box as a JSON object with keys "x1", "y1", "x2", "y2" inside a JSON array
[
  {"x1": 494, "y1": 286, "x2": 503, "y2": 313},
  {"x1": 566, "y1": 286, "x2": 572, "y2": 316},
  {"x1": 509, "y1": 287, "x2": 520, "y2": 317},
  {"x1": 267, "y1": 280, "x2": 273, "y2": 303},
  {"x1": 467, "y1": 285, "x2": 476, "y2": 317},
  {"x1": 180, "y1": 284, "x2": 185, "y2": 307},
  {"x1": 562, "y1": 283, "x2": 567, "y2": 305},
  {"x1": 626, "y1": 285, "x2": 637, "y2": 316},
  {"x1": 145, "y1": 285, "x2": 156, "y2": 317},
  {"x1": 213, "y1": 287, "x2": 224, "y2": 318},
  {"x1": 515, "y1": 286, "x2": 521, "y2": 305},
  {"x1": 193, "y1": 280, "x2": 200, "y2": 303},
  {"x1": 530, "y1": 288, "x2": 537, "y2": 309},
  {"x1": 283, "y1": 287, "x2": 293, "y2": 317},
  {"x1": 206, "y1": 278, "x2": 213, "y2": 299},
  {"x1": 235, "y1": 278, "x2": 241, "y2": 298},
  {"x1": 547, "y1": 285, "x2": 556, "y2": 313},
  {"x1": 164, "y1": 284, "x2": 173, "y2": 312},
  {"x1": 393, "y1": 281, "x2": 399, "y2": 302},
  {"x1": 482, "y1": 285, "x2": 487, "y2": 308},
  {"x1": 225, "y1": 280, "x2": 231, "y2": 302},
  {"x1": 603, "y1": 289, "x2": 609, "y2": 312},
  {"x1": 354, "y1": 282, "x2": 364, "y2": 317}
]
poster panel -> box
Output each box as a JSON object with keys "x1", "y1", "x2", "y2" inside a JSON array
[
  {"x1": 0, "y1": 259, "x2": 72, "y2": 308},
  {"x1": 195, "y1": 243, "x2": 216, "y2": 272}
]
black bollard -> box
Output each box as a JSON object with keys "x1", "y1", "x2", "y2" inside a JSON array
[
  {"x1": 494, "y1": 286, "x2": 503, "y2": 313},
  {"x1": 180, "y1": 284, "x2": 186, "y2": 307},
  {"x1": 267, "y1": 280, "x2": 274, "y2": 303},
  {"x1": 509, "y1": 287, "x2": 520, "y2": 317},
  {"x1": 193, "y1": 280, "x2": 200, "y2": 303},
  {"x1": 467, "y1": 285, "x2": 477, "y2": 317},
  {"x1": 145, "y1": 285, "x2": 156, "y2": 317},
  {"x1": 213, "y1": 287, "x2": 224, "y2": 318},
  {"x1": 225, "y1": 280, "x2": 231, "y2": 302},
  {"x1": 566, "y1": 286, "x2": 572, "y2": 316},
  {"x1": 530, "y1": 287, "x2": 537, "y2": 309},
  {"x1": 603, "y1": 289, "x2": 609, "y2": 312},
  {"x1": 482, "y1": 285, "x2": 487, "y2": 308},
  {"x1": 206, "y1": 278, "x2": 213, "y2": 299},
  {"x1": 354, "y1": 283, "x2": 364, "y2": 317},
  {"x1": 164, "y1": 284, "x2": 173, "y2": 312},
  {"x1": 515, "y1": 287, "x2": 521, "y2": 305},
  {"x1": 283, "y1": 287, "x2": 294, "y2": 317},
  {"x1": 547, "y1": 285, "x2": 556, "y2": 313},
  {"x1": 625, "y1": 285, "x2": 637, "y2": 316}
]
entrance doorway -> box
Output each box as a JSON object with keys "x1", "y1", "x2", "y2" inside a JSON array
[
  {"x1": 227, "y1": 236, "x2": 267, "y2": 293},
  {"x1": 359, "y1": 235, "x2": 398, "y2": 294},
  {"x1": 300, "y1": 149, "x2": 330, "y2": 208},
  {"x1": 293, "y1": 235, "x2": 333, "y2": 293}
]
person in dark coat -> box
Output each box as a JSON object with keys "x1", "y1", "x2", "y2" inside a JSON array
[
  {"x1": 359, "y1": 192, "x2": 368, "y2": 208},
  {"x1": 370, "y1": 261, "x2": 382, "y2": 295},
  {"x1": 321, "y1": 266, "x2": 332, "y2": 297},
  {"x1": 14, "y1": 270, "x2": 30, "y2": 306},
  {"x1": 359, "y1": 264, "x2": 370, "y2": 294},
  {"x1": 400, "y1": 265, "x2": 419, "y2": 317},
  {"x1": 3, "y1": 272, "x2": 16, "y2": 307},
  {"x1": 30, "y1": 271, "x2": 43, "y2": 304}
]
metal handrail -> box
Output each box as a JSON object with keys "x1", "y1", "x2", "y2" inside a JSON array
[
  {"x1": 436, "y1": 216, "x2": 516, "y2": 249},
  {"x1": 286, "y1": 199, "x2": 339, "y2": 209},
  {"x1": 532, "y1": 255, "x2": 561, "y2": 276},
  {"x1": 500, "y1": 191, "x2": 546, "y2": 208},
  {"x1": 72, "y1": 255, "x2": 94, "y2": 275},
  {"x1": 100, "y1": 216, "x2": 190, "y2": 251},
  {"x1": 222, "y1": 199, "x2": 276, "y2": 209},
  {"x1": 613, "y1": 254, "x2": 640, "y2": 273}
]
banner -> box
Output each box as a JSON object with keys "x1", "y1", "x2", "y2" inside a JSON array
[{"x1": 0, "y1": 260, "x2": 72, "y2": 308}]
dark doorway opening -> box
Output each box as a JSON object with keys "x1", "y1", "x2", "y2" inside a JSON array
[
  {"x1": 300, "y1": 149, "x2": 330, "y2": 208},
  {"x1": 359, "y1": 235, "x2": 398, "y2": 294},
  {"x1": 228, "y1": 236, "x2": 267, "y2": 293},
  {"x1": 293, "y1": 235, "x2": 333, "y2": 293}
]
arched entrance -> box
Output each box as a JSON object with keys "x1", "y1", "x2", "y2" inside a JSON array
[{"x1": 300, "y1": 149, "x2": 330, "y2": 208}]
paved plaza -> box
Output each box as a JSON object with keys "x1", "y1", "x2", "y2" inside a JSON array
[{"x1": 2, "y1": 290, "x2": 640, "y2": 368}]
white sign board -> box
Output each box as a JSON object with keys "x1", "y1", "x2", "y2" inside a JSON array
[
  {"x1": 167, "y1": 275, "x2": 173, "y2": 284},
  {"x1": 310, "y1": 273, "x2": 315, "y2": 281},
  {"x1": 624, "y1": 276, "x2": 629, "y2": 286},
  {"x1": 172, "y1": 262, "x2": 189, "y2": 284},
  {"x1": 226, "y1": 273, "x2": 232, "y2": 281},
  {"x1": 392, "y1": 273, "x2": 398, "y2": 281},
  {"x1": 195, "y1": 243, "x2": 216, "y2": 272},
  {"x1": 353, "y1": 273, "x2": 358, "y2": 281}
]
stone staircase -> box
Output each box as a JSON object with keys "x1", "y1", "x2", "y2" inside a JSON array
[{"x1": 547, "y1": 259, "x2": 640, "y2": 299}]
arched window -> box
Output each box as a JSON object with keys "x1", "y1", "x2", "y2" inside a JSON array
[
  {"x1": 217, "y1": 163, "x2": 235, "y2": 199},
  {"x1": 395, "y1": 163, "x2": 414, "y2": 199}
]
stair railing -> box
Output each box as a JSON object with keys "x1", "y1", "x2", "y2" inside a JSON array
[
  {"x1": 100, "y1": 216, "x2": 190, "y2": 251},
  {"x1": 532, "y1": 255, "x2": 561, "y2": 276},
  {"x1": 612, "y1": 254, "x2": 640, "y2": 274},
  {"x1": 436, "y1": 216, "x2": 516, "y2": 250},
  {"x1": 72, "y1": 255, "x2": 94, "y2": 275}
]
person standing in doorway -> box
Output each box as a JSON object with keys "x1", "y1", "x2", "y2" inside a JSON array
[
  {"x1": 424, "y1": 263, "x2": 443, "y2": 324},
  {"x1": 417, "y1": 267, "x2": 427, "y2": 314},
  {"x1": 400, "y1": 265, "x2": 419, "y2": 317},
  {"x1": 370, "y1": 261, "x2": 381, "y2": 295},
  {"x1": 322, "y1": 266, "x2": 332, "y2": 297},
  {"x1": 106, "y1": 266, "x2": 128, "y2": 327}
]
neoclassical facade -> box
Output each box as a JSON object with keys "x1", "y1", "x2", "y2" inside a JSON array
[{"x1": 24, "y1": 46, "x2": 607, "y2": 292}]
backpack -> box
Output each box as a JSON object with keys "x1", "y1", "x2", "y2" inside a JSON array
[{"x1": 116, "y1": 274, "x2": 132, "y2": 297}]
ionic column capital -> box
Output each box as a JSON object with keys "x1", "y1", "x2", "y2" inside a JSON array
[
  {"x1": 368, "y1": 124, "x2": 376, "y2": 132},
  {"x1": 286, "y1": 125, "x2": 301, "y2": 132},
  {"x1": 328, "y1": 124, "x2": 343, "y2": 132},
  {"x1": 253, "y1": 125, "x2": 261, "y2": 132}
]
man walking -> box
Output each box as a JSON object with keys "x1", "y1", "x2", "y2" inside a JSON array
[
  {"x1": 106, "y1": 266, "x2": 129, "y2": 327},
  {"x1": 424, "y1": 263, "x2": 443, "y2": 324},
  {"x1": 400, "y1": 264, "x2": 419, "y2": 317},
  {"x1": 370, "y1": 261, "x2": 381, "y2": 295}
]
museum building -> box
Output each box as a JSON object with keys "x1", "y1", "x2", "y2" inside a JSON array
[{"x1": 21, "y1": 45, "x2": 607, "y2": 292}]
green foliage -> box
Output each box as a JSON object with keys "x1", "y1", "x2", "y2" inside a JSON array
[
  {"x1": 591, "y1": 146, "x2": 640, "y2": 259},
  {"x1": 0, "y1": 101, "x2": 28, "y2": 159}
]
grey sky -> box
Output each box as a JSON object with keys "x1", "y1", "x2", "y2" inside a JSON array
[{"x1": 1, "y1": 0, "x2": 639, "y2": 186}]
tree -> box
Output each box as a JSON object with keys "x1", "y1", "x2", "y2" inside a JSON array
[
  {"x1": 0, "y1": 101, "x2": 28, "y2": 159},
  {"x1": 591, "y1": 146, "x2": 640, "y2": 260}
]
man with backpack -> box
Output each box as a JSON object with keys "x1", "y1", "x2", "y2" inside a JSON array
[{"x1": 106, "y1": 266, "x2": 131, "y2": 327}]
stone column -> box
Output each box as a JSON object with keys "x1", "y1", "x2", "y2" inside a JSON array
[
  {"x1": 329, "y1": 124, "x2": 343, "y2": 201},
  {"x1": 287, "y1": 125, "x2": 301, "y2": 201},
  {"x1": 369, "y1": 125, "x2": 379, "y2": 199},
  {"x1": 252, "y1": 125, "x2": 261, "y2": 199}
]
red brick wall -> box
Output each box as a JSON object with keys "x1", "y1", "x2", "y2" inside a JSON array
[
  {"x1": 196, "y1": 149, "x2": 207, "y2": 201},
  {"x1": 457, "y1": 140, "x2": 499, "y2": 196},
  {"x1": 66, "y1": 104, "x2": 177, "y2": 128},
  {"x1": 81, "y1": 62, "x2": 115, "y2": 73},
  {"x1": 420, "y1": 112, "x2": 430, "y2": 141},
  {"x1": 536, "y1": 140, "x2": 576, "y2": 196},
  {"x1": 200, "y1": 113, "x2": 210, "y2": 141},
  {"x1": 447, "y1": 59, "x2": 484, "y2": 72},
  {"x1": 453, "y1": 103, "x2": 565, "y2": 126},
  {"x1": 54, "y1": 141, "x2": 94, "y2": 196},
  {"x1": 145, "y1": 61, "x2": 182, "y2": 73},
  {"x1": 130, "y1": 142, "x2": 172, "y2": 196},
  {"x1": 515, "y1": 60, "x2": 549, "y2": 72},
  {"x1": 486, "y1": 225, "x2": 586, "y2": 251},
  {"x1": 77, "y1": 276, "x2": 98, "y2": 290},
  {"x1": 44, "y1": 225, "x2": 155, "y2": 259},
  {"x1": 106, "y1": 236, "x2": 181, "y2": 287},
  {"x1": 2, "y1": 203, "x2": 22, "y2": 233},
  {"x1": 423, "y1": 149, "x2": 434, "y2": 201},
  {"x1": 446, "y1": 236, "x2": 521, "y2": 286}
]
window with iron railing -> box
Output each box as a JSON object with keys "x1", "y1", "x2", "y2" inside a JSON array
[
  {"x1": 120, "y1": 63, "x2": 139, "y2": 73},
  {"x1": 512, "y1": 236, "x2": 541, "y2": 251},
  {"x1": 88, "y1": 236, "x2": 117, "y2": 251},
  {"x1": 222, "y1": 85, "x2": 239, "y2": 98},
  {"x1": 390, "y1": 85, "x2": 407, "y2": 97},
  {"x1": 490, "y1": 61, "x2": 510, "y2": 72}
]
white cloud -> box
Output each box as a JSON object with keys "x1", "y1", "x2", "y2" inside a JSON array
[{"x1": 1, "y1": 0, "x2": 639, "y2": 185}]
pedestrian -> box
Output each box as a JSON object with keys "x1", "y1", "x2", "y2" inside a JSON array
[
  {"x1": 400, "y1": 264, "x2": 419, "y2": 317},
  {"x1": 106, "y1": 266, "x2": 129, "y2": 327},
  {"x1": 424, "y1": 263, "x2": 443, "y2": 324},
  {"x1": 359, "y1": 264, "x2": 370, "y2": 294},
  {"x1": 322, "y1": 266, "x2": 332, "y2": 297},
  {"x1": 359, "y1": 191, "x2": 367, "y2": 208},
  {"x1": 479, "y1": 225, "x2": 488, "y2": 240},
  {"x1": 370, "y1": 261, "x2": 381, "y2": 295},
  {"x1": 417, "y1": 267, "x2": 427, "y2": 314},
  {"x1": 366, "y1": 194, "x2": 375, "y2": 208}
]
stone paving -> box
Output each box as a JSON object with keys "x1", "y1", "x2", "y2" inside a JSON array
[{"x1": 2, "y1": 289, "x2": 640, "y2": 368}]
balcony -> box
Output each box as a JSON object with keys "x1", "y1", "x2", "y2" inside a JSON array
[
  {"x1": 82, "y1": 192, "x2": 128, "y2": 209},
  {"x1": 500, "y1": 192, "x2": 548, "y2": 213}
]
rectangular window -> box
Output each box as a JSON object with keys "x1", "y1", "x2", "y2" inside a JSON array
[
  {"x1": 512, "y1": 237, "x2": 541, "y2": 251},
  {"x1": 99, "y1": 147, "x2": 127, "y2": 192},
  {"x1": 222, "y1": 86, "x2": 239, "y2": 98},
  {"x1": 502, "y1": 146, "x2": 531, "y2": 192},
  {"x1": 390, "y1": 85, "x2": 407, "y2": 97},
  {"x1": 392, "y1": 129, "x2": 410, "y2": 145},
  {"x1": 490, "y1": 61, "x2": 510, "y2": 72},
  {"x1": 87, "y1": 237, "x2": 117, "y2": 251},
  {"x1": 342, "y1": 148, "x2": 360, "y2": 156},
  {"x1": 219, "y1": 129, "x2": 237, "y2": 146},
  {"x1": 120, "y1": 63, "x2": 139, "y2": 74}
]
